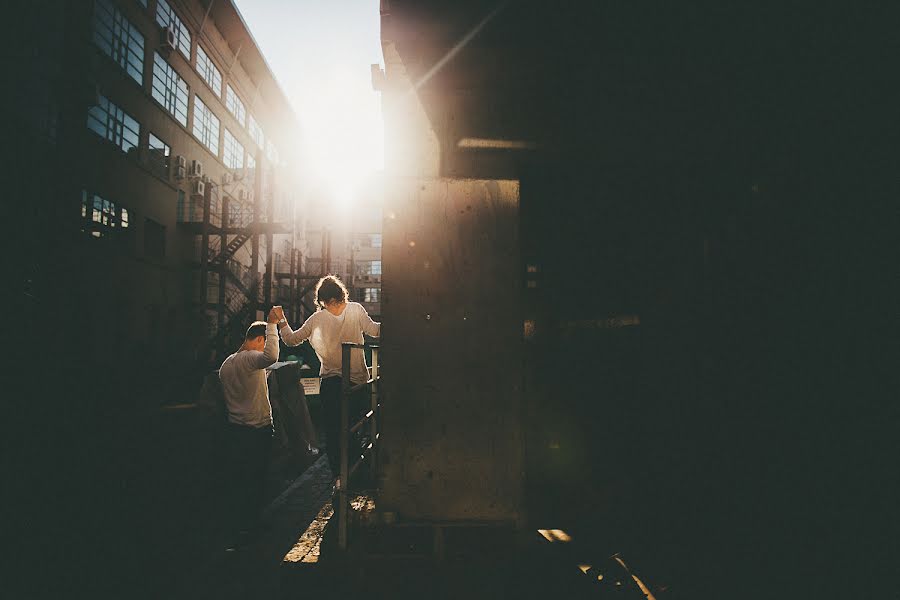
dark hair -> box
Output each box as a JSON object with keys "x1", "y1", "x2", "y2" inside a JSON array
[
  {"x1": 245, "y1": 321, "x2": 268, "y2": 340},
  {"x1": 315, "y1": 275, "x2": 349, "y2": 310}
]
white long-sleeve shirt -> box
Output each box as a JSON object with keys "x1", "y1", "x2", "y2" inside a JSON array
[
  {"x1": 280, "y1": 302, "x2": 380, "y2": 384},
  {"x1": 218, "y1": 323, "x2": 279, "y2": 427}
]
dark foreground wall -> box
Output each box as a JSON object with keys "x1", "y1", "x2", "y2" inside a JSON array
[{"x1": 379, "y1": 178, "x2": 524, "y2": 522}]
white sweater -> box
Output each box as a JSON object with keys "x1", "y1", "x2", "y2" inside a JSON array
[
  {"x1": 219, "y1": 323, "x2": 279, "y2": 427},
  {"x1": 280, "y1": 302, "x2": 380, "y2": 384}
]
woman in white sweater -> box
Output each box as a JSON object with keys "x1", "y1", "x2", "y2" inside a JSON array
[{"x1": 278, "y1": 275, "x2": 380, "y2": 477}]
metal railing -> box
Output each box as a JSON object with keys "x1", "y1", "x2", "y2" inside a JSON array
[{"x1": 337, "y1": 342, "x2": 381, "y2": 551}]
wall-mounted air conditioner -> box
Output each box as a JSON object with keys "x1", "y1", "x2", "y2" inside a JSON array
[
  {"x1": 190, "y1": 160, "x2": 203, "y2": 178},
  {"x1": 175, "y1": 166, "x2": 186, "y2": 180},
  {"x1": 222, "y1": 172, "x2": 232, "y2": 185},
  {"x1": 192, "y1": 180, "x2": 205, "y2": 197},
  {"x1": 176, "y1": 155, "x2": 187, "y2": 169},
  {"x1": 160, "y1": 26, "x2": 176, "y2": 52}
]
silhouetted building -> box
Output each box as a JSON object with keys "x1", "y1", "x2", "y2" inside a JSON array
[{"x1": 21, "y1": 0, "x2": 301, "y2": 402}]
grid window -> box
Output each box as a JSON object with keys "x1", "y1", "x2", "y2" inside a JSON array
[
  {"x1": 225, "y1": 85, "x2": 246, "y2": 126},
  {"x1": 362, "y1": 288, "x2": 380, "y2": 303},
  {"x1": 266, "y1": 139, "x2": 279, "y2": 165},
  {"x1": 151, "y1": 53, "x2": 189, "y2": 126},
  {"x1": 357, "y1": 233, "x2": 382, "y2": 248},
  {"x1": 87, "y1": 94, "x2": 140, "y2": 154},
  {"x1": 155, "y1": 0, "x2": 191, "y2": 59},
  {"x1": 193, "y1": 95, "x2": 220, "y2": 156},
  {"x1": 148, "y1": 132, "x2": 170, "y2": 178},
  {"x1": 92, "y1": 0, "x2": 144, "y2": 85},
  {"x1": 195, "y1": 45, "x2": 221, "y2": 96},
  {"x1": 223, "y1": 128, "x2": 244, "y2": 169},
  {"x1": 248, "y1": 114, "x2": 264, "y2": 148},
  {"x1": 81, "y1": 190, "x2": 130, "y2": 238},
  {"x1": 361, "y1": 260, "x2": 382, "y2": 275}
]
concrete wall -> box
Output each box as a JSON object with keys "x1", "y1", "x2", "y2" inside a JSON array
[{"x1": 379, "y1": 177, "x2": 524, "y2": 522}]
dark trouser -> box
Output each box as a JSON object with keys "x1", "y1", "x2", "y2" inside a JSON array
[
  {"x1": 320, "y1": 376, "x2": 369, "y2": 479},
  {"x1": 225, "y1": 422, "x2": 273, "y2": 531}
]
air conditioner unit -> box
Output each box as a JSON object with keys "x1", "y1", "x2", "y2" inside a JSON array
[
  {"x1": 175, "y1": 165, "x2": 186, "y2": 180},
  {"x1": 222, "y1": 172, "x2": 233, "y2": 185},
  {"x1": 192, "y1": 180, "x2": 205, "y2": 197},
  {"x1": 160, "y1": 26, "x2": 176, "y2": 52},
  {"x1": 190, "y1": 160, "x2": 203, "y2": 178},
  {"x1": 176, "y1": 155, "x2": 186, "y2": 168}
]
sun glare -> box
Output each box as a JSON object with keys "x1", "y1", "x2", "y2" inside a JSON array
[
  {"x1": 296, "y1": 68, "x2": 383, "y2": 208},
  {"x1": 233, "y1": 0, "x2": 384, "y2": 210}
]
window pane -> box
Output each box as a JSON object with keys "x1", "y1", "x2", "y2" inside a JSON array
[
  {"x1": 223, "y1": 128, "x2": 244, "y2": 169},
  {"x1": 92, "y1": 0, "x2": 144, "y2": 86},
  {"x1": 225, "y1": 85, "x2": 246, "y2": 127},
  {"x1": 152, "y1": 52, "x2": 189, "y2": 126},
  {"x1": 155, "y1": 0, "x2": 191, "y2": 59},
  {"x1": 81, "y1": 190, "x2": 131, "y2": 238},
  {"x1": 266, "y1": 139, "x2": 279, "y2": 165},
  {"x1": 248, "y1": 114, "x2": 264, "y2": 148},
  {"x1": 86, "y1": 93, "x2": 140, "y2": 154},
  {"x1": 148, "y1": 132, "x2": 171, "y2": 178},
  {"x1": 193, "y1": 95, "x2": 220, "y2": 156},
  {"x1": 196, "y1": 45, "x2": 222, "y2": 96}
]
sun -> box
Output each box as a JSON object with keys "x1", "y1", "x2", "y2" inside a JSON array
[{"x1": 292, "y1": 68, "x2": 383, "y2": 210}]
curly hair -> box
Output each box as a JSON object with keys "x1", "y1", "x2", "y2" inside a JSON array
[{"x1": 314, "y1": 275, "x2": 349, "y2": 310}]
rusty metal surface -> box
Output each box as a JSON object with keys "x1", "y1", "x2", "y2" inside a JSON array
[{"x1": 379, "y1": 177, "x2": 524, "y2": 521}]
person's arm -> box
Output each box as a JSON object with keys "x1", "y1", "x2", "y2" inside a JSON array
[
  {"x1": 253, "y1": 322, "x2": 280, "y2": 368},
  {"x1": 359, "y1": 304, "x2": 381, "y2": 338},
  {"x1": 236, "y1": 310, "x2": 281, "y2": 370},
  {"x1": 280, "y1": 313, "x2": 315, "y2": 346},
  {"x1": 253, "y1": 309, "x2": 281, "y2": 368}
]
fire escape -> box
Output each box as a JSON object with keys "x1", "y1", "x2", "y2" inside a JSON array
[{"x1": 177, "y1": 156, "x2": 303, "y2": 361}]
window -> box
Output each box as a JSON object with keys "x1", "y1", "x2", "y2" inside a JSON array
[
  {"x1": 357, "y1": 233, "x2": 382, "y2": 248},
  {"x1": 137, "y1": 0, "x2": 147, "y2": 7},
  {"x1": 223, "y1": 128, "x2": 244, "y2": 169},
  {"x1": 246, "y1": 152, "x2": 256, "y2": 173},
  {"x1": 266, "y1": 139, "x2": 279, "y2": 165},
  {"x1": 148, "y1": 133, "x2": 170, "y2": 178},
  {"x1": 155, "y1": 0, "x2": 191, "y2": 59},
  {"x1": 248, "y1": 114, "x2": 264, "y2": 148},
  {"x1": 195, "y1": 45, "x2": 221, "y2": 95},
  {"x1": 225, "y1": 85, "x2": 246, "y2": 126},
  {"x1": 361, "y1": 288, "x2": 380, "y2": 303},
  {"x1": 151, "y1": 52, "x2": 189, "y2": 126},
  {"x1": 92, "y1": 0, "x2": 144, "y2": 85},
  {"x1": 361, "y1": 260, "x2": 382, "y2": 275},
  {"x1": 144, "y1": 218, "x2": 166, "y2": 259},
  {"x1": 87, "y1": 94, "x2": 140, "y2": 154},
  {"x1": 193, "y1": 95, "x2": 220, "y2": 156},
  {"x1": 81, "y1": 190, "x2": 130, "y2": 238}
]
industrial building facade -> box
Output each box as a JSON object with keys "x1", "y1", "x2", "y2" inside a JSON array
[{"x1": 21, "y1": 0, "x2": 303, "y2": 403}]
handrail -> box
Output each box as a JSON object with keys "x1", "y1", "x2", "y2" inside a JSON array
[{"x1": 337, "y1": 341, "x2": 381, "y2": 551}]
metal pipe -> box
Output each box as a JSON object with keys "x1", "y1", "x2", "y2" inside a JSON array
[
  {"x1": 350, "y1": 410, "x2": 374, "y2": 434},
  {"x1": 370, "y1": 347, "x2": 379, "y2": 480},
  {"x1": 339, "y1": 343, "x2": 351, "y2": 551}
]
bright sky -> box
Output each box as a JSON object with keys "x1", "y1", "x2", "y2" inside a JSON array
[{"x1": 233, "y1": 0, "x2": 384, "y2": 199}]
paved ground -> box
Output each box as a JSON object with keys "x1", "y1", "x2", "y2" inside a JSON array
[{"x1": 169, "y1": 456, "x2": 335, "y2": 599}]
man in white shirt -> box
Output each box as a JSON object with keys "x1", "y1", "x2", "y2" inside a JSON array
[
  {"x1": 277, "y1": 276, "x2": 380, "y2": 477},
  {"x1": 218, "y1": 307, "x2": 280, "y2": 543}
]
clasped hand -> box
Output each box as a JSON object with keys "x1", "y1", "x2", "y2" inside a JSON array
[{"x1": 267, "y1": 305, "x2": 285, "y2": 324}]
